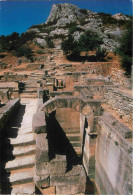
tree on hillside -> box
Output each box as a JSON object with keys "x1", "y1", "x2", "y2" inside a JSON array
[
  {"x1": 61, "y1": 30, "x2": 103, "y2": 59},
  {"x1": 0, "y1": 32, "x2": 20, "y2": 51},
  {"x1": 116, "y1": 21, "x2": 132, "y2": 76},
  {"x1": 0, "y1": 31, "x2": 37, "y2": 52},
  {"x1": 0, "y1": 31, "x2": 37, "y2": 60},
  {"x1": 79, "y1": 30, "x2": 103, "y2": 55},
  {"x1": 61, "y1": 34, "x2": 81, "y2": 57}
]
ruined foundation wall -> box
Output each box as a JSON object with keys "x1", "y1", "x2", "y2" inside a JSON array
[
  {"x1": 0, "y1": 90, "x2": 9, "y2": 102},
  {"x1": 104, "y1": 87, "x2": 132, "y2": 124},
  {"x1": 95, "y1": 111, "x2": 132, "y2": 195},
  {"x1": 1, "y1": 74, "x2": 28, "y2": 82},
  {"x1": 77, "y1": 84, "x2": 132, "y2": 125}
]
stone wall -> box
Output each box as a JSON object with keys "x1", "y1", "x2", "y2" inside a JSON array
[
  {"x1": 1, "y1": 74, "x2": 28, "y2": 82},
  {"x1": 80, "y1": 111, "x2": 98, "y2": 181},
  {"x1": 0, "y1": 82, "x2": 20, "y2": 102},
  {"x1": 83, "y1": 62, "x2": 131, "y2": 88},
  {"x1": 0, "y1": 99, "x2": 20, "y2": 193},
  {"x1": 27, "y1": 63, "x2": 44, "y2": 71},
  {"x1": 104, "y1": 87, "x2": 132, "y2": 125},
  {"x1": 95, "y1": 111, "x2": 132, "y2": 195},
  {"x1": 74, "y1": 83, "x2": 113, "y2": 100},
  {"x1": 33, "y1": 90, "x2": 132, "y2": 194},
  {"x1": 0, "y1": 89, "x2": 9, "y2": 103},
  {"x1": 33, "y1": 98, "x2": 86, "y2": 194},
  {"x1": 75, "y1": 83, "x2": 132, "y2": 126}
]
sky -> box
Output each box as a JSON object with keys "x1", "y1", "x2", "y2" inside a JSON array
[{"x1": 0, "y1": 0, "x2": 132, "y2": 36}]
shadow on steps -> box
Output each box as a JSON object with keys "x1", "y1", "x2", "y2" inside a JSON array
[
  {"x1": 1, "y1": 104, "x2": 26, "y2": 194},
  {"x1": 46, "y1": 110, "x2": 82, "y2": 172}
]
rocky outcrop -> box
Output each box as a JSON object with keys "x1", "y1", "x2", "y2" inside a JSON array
[
  {"x1": 28, "y1": 3, "x2": 130, "y2": 51},
  {"x1": 46, "y1": 3, "x2": 87, "y2": 26},
  {"x1": 49, "y1": 29, "x2": 68, "y2": 37},
  {"x1": 34, "y1": 38, "x2": 47, "y2": 48},
  {"x1": 112, "y1": 13, "x2": 130, "y2": 20}
]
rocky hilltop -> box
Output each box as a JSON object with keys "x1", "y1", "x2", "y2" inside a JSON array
[
  {"x1": 28, "y1": 3, "x2": 130, "y2": 51},
  {"x1": 0, "y1": 3, "x2": 131, "y2": 87}
]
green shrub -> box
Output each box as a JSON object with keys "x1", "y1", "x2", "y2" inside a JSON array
[
  {"x1": 79, "y1": 9, "x2": 88, "y2": 15},
  {"x1": 15, "y1": 46, "x2": 33, "y2": 60},
  {"x1": 52, "y1": 34, "x2": 66, "y2": 39},
  {"x1": 98, "y1": 12, "x2": 127, "y2": 26},
  {"x1": 79, "y1": 30, "x2": 103, "y2": 53},
  {"x1": 0, "y1": 54, "x2": 6, "y2": 58},
  {"x1": 79, "y1": 19, "x2": 90, "y2": 26},
  {"x1": 120, "y1": 55, "x2": 132, "y2": 76},
  {"x1": 45, "y1": 36, "x2": 54, "y2": 48},
  {"x1": 116, "y1": 21, "x2": 132, "y2": 76},
  {"x1": 29, "y1": 23, "x2": 47, "y2": 29},
  {"x1": 107, "y1": 56, "x2": 113, "y2": 60},
  {"x1": 61, "y1": 30, "x2": 103, "y2": 59},
  {"x1": 115, "y1": 141, "x2": 118, "y2": 146},
  {"x1": 61, "y1": 34, "x2": 81, "y2": 57},
  {"x1": 0, "y1": 31, "x2": 36, "y2": 53},
  {"x1": 69, "y1": 26, "x2": 83, "y2": 34},
  {"x1": 96, "y1": 48, "x2": 108, "y2": 61},
  {"x1": 36, "y1": 50, "x2": 45, "y2": 54},
  {"x1": 0, "y1": 32, "x2": 20, "y2": 51},
  {"x1": 64, "y1": 22, "x2": 77, "y2": 29},
  {"x1": 20, "y1": 31, "x2": 37, "y2": 44},
  {"x1": 47, "y1": 19, "x2": 57, "y2": 26},
  {"x1": 29, "y1": 23, "x2": 48, "y2": 32}
]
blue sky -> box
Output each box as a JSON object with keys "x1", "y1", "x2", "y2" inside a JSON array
[{"x1": 0, "y1": 0, "x2": 132, "y2": 36}]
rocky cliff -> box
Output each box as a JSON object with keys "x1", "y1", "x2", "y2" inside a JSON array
[{"x1": 28, "y1": 3, "x2": 130, "y2": 51}]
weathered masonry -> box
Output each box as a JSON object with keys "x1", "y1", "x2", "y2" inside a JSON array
[
  {"x1": 32, "y1": 96, "x2": 101, "y2": 194},
  {"x1": 0, "y1": 68, "x2": 132, "y2": 194},
  {"x1": 32, "y1": 79, "x2": 132, "y2": 195}
]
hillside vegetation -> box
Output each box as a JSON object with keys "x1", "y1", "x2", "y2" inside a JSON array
[{"x1": 0, "y1": 3, "x2": 132, "y2": 76}]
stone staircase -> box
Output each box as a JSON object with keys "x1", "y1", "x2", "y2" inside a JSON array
[
  {"x1": 20, "y1": 74, "x2": 43, "y2": 98},
  {"x1": 2, "y1": 98, "x2": 38, "y2": 194},
  {"x1": 20, "y1": 81, "x2": 38, "y2": 98},
  {"x1": 66, "y1": 132, "x2": 82, "y2": 156},
  {"x1": 55, "y1": 109, "x2": 82, "y2": 158}
]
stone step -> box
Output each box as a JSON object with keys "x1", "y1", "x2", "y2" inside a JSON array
[
  {"x1": 24, "y1": 87, "x2": 37, "y2": 91},
  {"x1": 9, "y1": 133, "x2": 35, "y2": 146},
  {"x1": 6, "y1": 126, "x2": 33, "y2": 137},
  {"x1": 18, "y1": 127, "x2": 33, "y2": 135},
  {"x1": 66, "y1": 131, "x2": 80, "y2": 135},
  {"x1": 20, "y1": 94, "x2": 38, "y2": 98},
  {"x1": 11, "y1": 182, "x2": 35, "y2": 195},
  {"x1": 71, "y1": 142, "x2": 81, "y2": 147},
  {"x1": 67, "y1": 135, "x2": 80, "y2": 142},
  {"x1": 25, "y1": 84, "x2": 37, "y2": 88},
  {"x1": 74, "y1": 147, "x2": 82, "y2": 155},
  {"x1": 8, "y1": 168, "x2": 34, "y2": 185},
  {"x1": 5, "y1": 154, "x2": 35, "y2": 171},
  {"x1": 23, "y1": 89, "x2": 37, "y2": 93},
  {"x1": 6, "y1": 144, "x2": 36, "y2": 157}
]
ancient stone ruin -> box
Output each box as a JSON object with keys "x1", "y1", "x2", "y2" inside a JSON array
[{"x1": 0, "y1": 3, "x2": 132, "y2": 195}]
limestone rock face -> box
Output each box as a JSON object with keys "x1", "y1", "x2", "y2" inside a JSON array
[
  {"x1": 28, "y1": 3, "x2": 130, "y2": 51},
  {"x1": 104, "y1": 27, "x2": 124, "y2": 40},
  {"x1": 46, "y1": 3, "x2": 87, "y2": 26},
  {"x1": 112, "y1": 13, "x2": 130, "y2": 20},
  {"x1": 34, "y1": 38, "x2": 47, "y2": 48},
  {"x1": 73, "y1": 31, "x2": 84, "y2": 41},
  {"x1": 49, "y1": 29, "x2": 68, "y2": 37}
]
